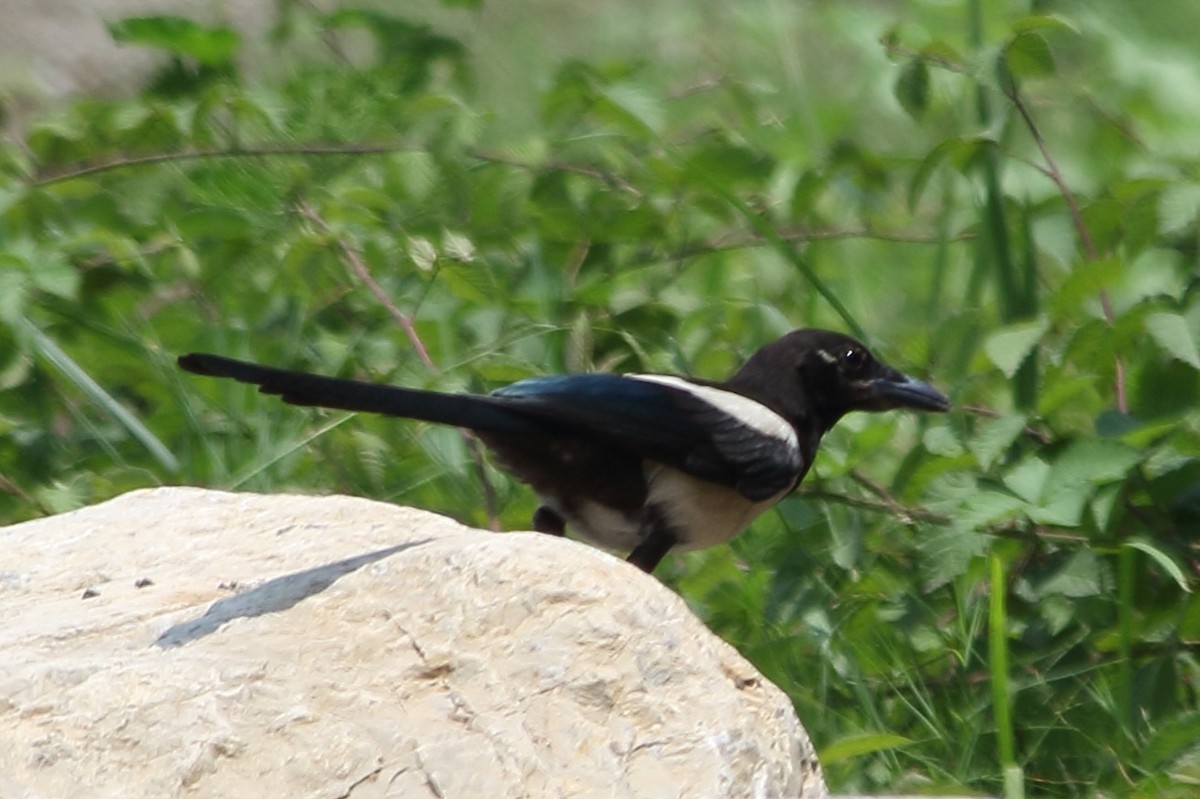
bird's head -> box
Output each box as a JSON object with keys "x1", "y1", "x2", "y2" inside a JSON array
[{"x1": 726, "y1": 328, "x2": 950, "y2": 430}]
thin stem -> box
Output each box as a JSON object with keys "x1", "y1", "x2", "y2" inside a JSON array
[
  {"x1": 295, "y1": 201, "x2": 501, "y2": 530},
  {"x1": 297, "y1": 202, "x2": 434, "y2": 371},
  {"x1": 803, "y1": 488, "x2": 951, "y2": 526},
  {"x1": 1004, "y1": 83, "x2": 1127, "y2": 413},
  {"x1": 30, "y1": 143, "x2": 417, "y2": 186}
]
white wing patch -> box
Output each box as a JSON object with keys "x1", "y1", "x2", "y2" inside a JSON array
[
  {"x1": 539, "y1": 375, "x2": 805, "y2": 554},
  {"x1": 629, "y1": 374, "x2": 800, "y2": 453}
]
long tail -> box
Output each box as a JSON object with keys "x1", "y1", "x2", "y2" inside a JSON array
[{"x1": 178, "y1": 353, "x2": 543, "y2": 435}]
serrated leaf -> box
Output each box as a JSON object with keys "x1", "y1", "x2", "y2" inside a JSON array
[
  {"x1": 1028, "y1": 483, "x2": 1089, "y2": 527},
  {"x1": 984, "y1": 318, "x2": 1048, "y2": 379},
  {"x1": 969, "y1": 413, "x2": 1027, "y2": 470},
  {"x1": 1003, "y1": 455, "x2": 1050, "y2": 504},
  {"x1": 820, "y1": 732, "x2": 913, "y2": 765},
  {"x1": 1034, "y1": 550, "x2": 1107, "y2": 599},
  {"x1": 894, "y1": 58, "x2": 929, "y2": 120},
  {"x1": 407, "y1": 236, "x2": 437, "y2": 271},
  {"x1": 919, "y1": 524, "x2": 987, "y2": 590},
  {"x1": 441, "y1": 265, "x2": 493, "y2": 304},
  {"x1": 922, "y1": 424, "x2": 963, "y2": 457},
  {"x1": 1146, "y1": 312, "x2": 1200, "y2": 369},
  {"x1": 441, "y1": 230, "x2": 476, "y2": 263},
  {"x1": 1040, "y1": 438, "x2": 1142, "y2": 522},
  {"x1": 958, "y1": 490, "x2": 1028, "y2": 531}
]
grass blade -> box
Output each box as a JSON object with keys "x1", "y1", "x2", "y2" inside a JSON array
[{"x1": 20, "y1": 317, "x2": 180, "y2": 473}]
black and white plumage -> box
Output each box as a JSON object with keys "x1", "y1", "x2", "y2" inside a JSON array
[{"x1": 178, "y1": 329, "x2": 949, "y2": 572}]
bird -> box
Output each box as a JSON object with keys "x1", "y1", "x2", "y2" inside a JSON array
[{"x1": 178, "y1": 329, "x2": 949, "y2": 573}]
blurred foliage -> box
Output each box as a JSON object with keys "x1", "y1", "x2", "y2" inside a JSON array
[{"x1": 2, "y1": 1, "x2": 1199, "y2": 796}]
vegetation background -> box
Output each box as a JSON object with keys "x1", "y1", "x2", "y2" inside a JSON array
[{"x1": 1, "y1": 0, "x2": 1197, "y2": 796}]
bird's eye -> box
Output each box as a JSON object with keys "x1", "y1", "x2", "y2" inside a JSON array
[{"x1": 840, "y1": 347, "x2": 866, "y2": 371}]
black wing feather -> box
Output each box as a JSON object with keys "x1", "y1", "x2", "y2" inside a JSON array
[
  {"x1": 492, "y1": 375, "x2": 802, "y2": 499},
  {"x1": 179, "y1": 356, "x2": 803, "y2": 500}
]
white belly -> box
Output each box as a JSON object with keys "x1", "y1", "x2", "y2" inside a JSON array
[
  {"x1": 552, "y1": 462, "x2": 785, "y2": 554},
  {"x1": 643, "y1": 463, "x2": 785, "y2": 551}
]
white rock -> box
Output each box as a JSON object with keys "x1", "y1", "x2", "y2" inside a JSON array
[{"x1": 0, "y1": 487, "x2": 826, "y2": 799}]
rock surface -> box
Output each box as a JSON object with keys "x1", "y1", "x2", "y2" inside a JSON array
[{"x1": 0, "y1": 487, "x2": 826, "y2": 799}]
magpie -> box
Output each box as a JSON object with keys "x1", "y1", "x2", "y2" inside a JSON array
[{"x1": 178, "y1": 329, "x2": 948, "y2": 573}]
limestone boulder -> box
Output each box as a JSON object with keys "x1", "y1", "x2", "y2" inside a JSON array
[{"x1": 0, "y1": 487, "x2": 826, "y2": 798}]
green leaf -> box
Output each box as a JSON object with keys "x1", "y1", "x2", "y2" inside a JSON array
[
  {"x1": 908, "y1": 135, "x2": 994, "y2": 210},
  {"x1": 34, "y1": 477, "x2": 91, "y2": 515},
  {"x1": 1004, "y1": 31, "x2": 1056, "y2": 80},
  {"x1": 920, "y1": 40, "x2": 966, "y2": 69},
  {"x1": 1050, "y1": 258, "x2": 1125, "y2": 320},
  {"x1": 919, "y1": 524, "x2": 987, "y2": 590},
  {"x1": 441, "y1": 230, "x2": 476, "y2": 264},
  {"x1": 1033, "y1": 550, "x2": 1108, "y2": 599},
  {"x1": 1003, "y1": 455, "x2": 1050, "y2": 504},
  {"x1": 1146, "y1": 312, "x2": 1200, "y2": 369},
  {"x1": 820, "y1": 732, "x2": 913, "y2": 765},
  {"x1": 894, "y1": 58, "x2": 929, "y2": 120},
  {"x1": 984, "y1": 318, "x2": 1048, "y2": 379},
  {"x1": 958, "y1": 490, "x2": 1028, "y2": 531},
  {"x1": 598, "y1": 82, "x2": 665, "y2": 136},
  {"x1": 1141, "y1": 710, "x2": 1200, "y2": 771},
  {"x1": 1011, "y1": 13, "x2": 1081, "y2": 37},
  {"x1": 1125, "y1": 538, "x2": 1191, "y2": 593},
  {"x1": 407, "y1": 236, "x2": 438, "y2": 271},
  {"x1": 107, "y1": 16, "x2": 240, "y2": 68},
  {"x1": 1089, "y1": 482, "x2": 1123, "y2": 531},
  {"x1": 969, "y1": 413, "x2": 1027, "y2": 470},
  {"x1": 685, "y1": 138, "x2": 773, "y2": 188},
  {"x1": 1080, "y1": 199, "x2": 1124, "y2": 255},
  {"x1": 1038, "y1": 438, "x2": 1142, "y2": 524},
  {"x1": 0, "y1": 261, "x2": 30, "y2": 325},
  {"x1": 28, "y1": 251, "x2": 79, "y2": 301},
  {"x1": 1028, "y1": 483, "x2": 1089, "y2": 527},
  {"x1": 922, "y1": 424, "x2": 964, "y2": 457}
]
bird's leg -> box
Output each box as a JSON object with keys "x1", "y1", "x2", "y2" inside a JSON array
[
  {"x1": 532, "y1": 505, "x2": 567, "y2": 536},
  {"x1": 626, "y1": 526, "x2": 676, "y2": 573}
]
